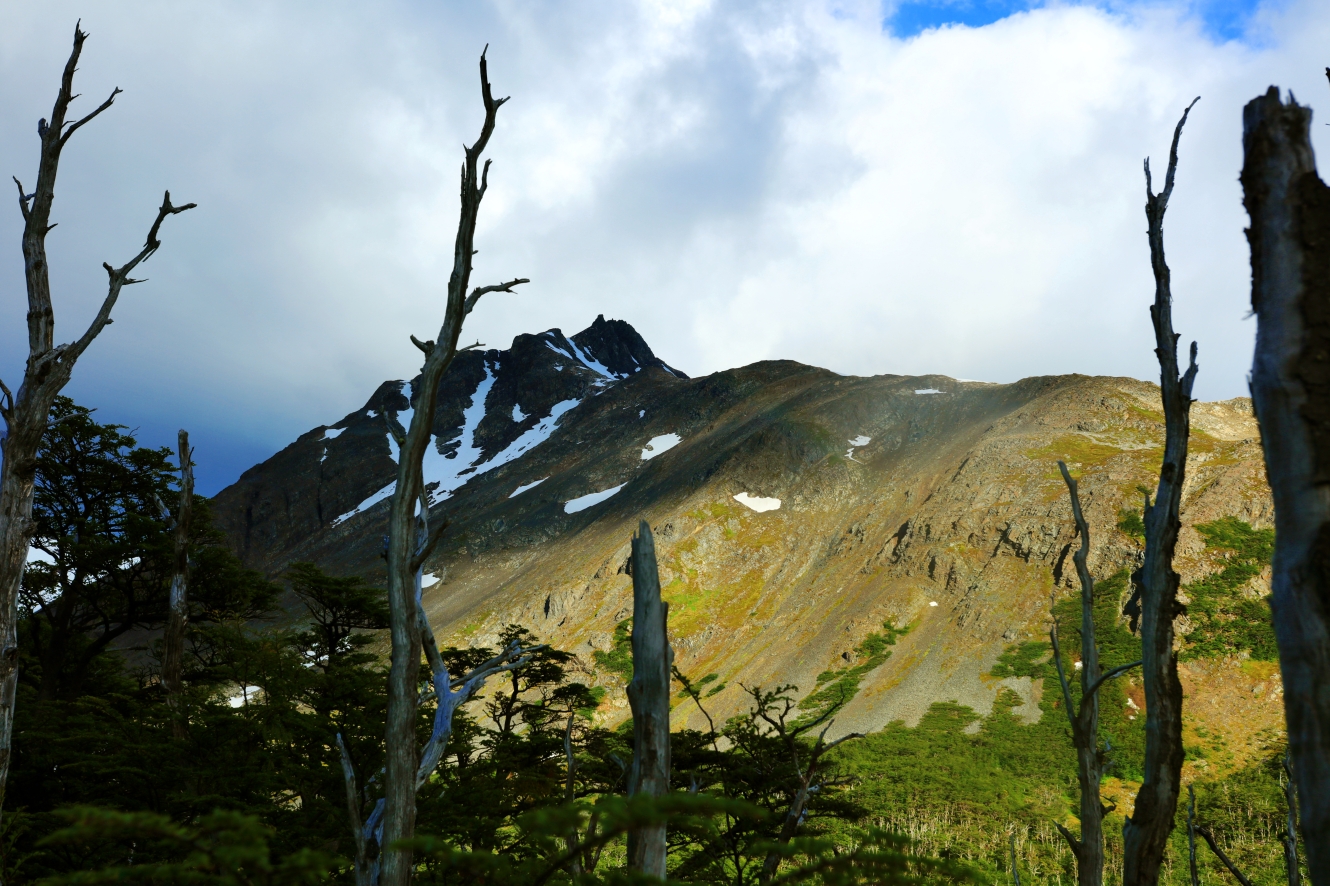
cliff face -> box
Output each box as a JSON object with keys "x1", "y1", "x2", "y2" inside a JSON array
[{"x1": 210, "y1": 319, "x2": 1274, "y2": 738}]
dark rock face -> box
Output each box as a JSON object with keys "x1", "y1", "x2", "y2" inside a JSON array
[{"x1": 210, "y1": 316, "x2": 682, "y2": 571}]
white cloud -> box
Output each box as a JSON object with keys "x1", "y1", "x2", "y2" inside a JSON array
[{"x1": 1, "y1": 1, "x2": 1326, "y2": 493}]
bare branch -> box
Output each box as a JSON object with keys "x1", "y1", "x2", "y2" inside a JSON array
[
  {"x1": 58, "y1": 87, "x2": 121, "y2": 147},
  {"x1": 68, "y1": 191, "x2": 195, "y2": 363},
  {"x1": 409, "y1": 335, "x2": 434, "y2": 356},
  {"x1": 410, "y1": 518, "x2": 449, "y2": 573},
  {"x1": 1048, "y1": 612, "x2": 1079, "y2": 740},
  {"x1": 464, "y1": 277, "x2": 529, "y2": 316},
  {"x1": 1085, "y1": 660, "x2": 1142, "y2": 700},
  {"x1": 335, "y1": 733, "x2": 368, "y2": 866},
  {"x1": 12, "y1": 178, "x2": 31, "y2": 222},
  {"x1": 1195, "y1": 826, "x2": 1256, "y2": 886}
]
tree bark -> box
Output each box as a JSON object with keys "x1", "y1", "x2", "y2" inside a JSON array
[
  {"x1": 377, "y1": 49, "x2": 525, "y2": 886},
  {"x1": 1240, "y1": 86, "x2": 1330, "y2": 885},
  {"x1": 1283, "y1": 753, "x2": 1301, "y2": 886},
  {"x1": 626, "y1": 520, "x2": 671, "y2": 879},
  {"x1": 1122, "y1": 98, "x2": 1199, "y2": 886},
  {"x1": 162, "y1": 430, "x2": 193, "y2": 702},
  {"x1": 0, "y1": 22, "x2": 193, "y2": 816}
]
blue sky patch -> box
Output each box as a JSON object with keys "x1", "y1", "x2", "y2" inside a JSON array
[{"x1": 886, "y1": 0, "x2": 1267, "y2": 43}]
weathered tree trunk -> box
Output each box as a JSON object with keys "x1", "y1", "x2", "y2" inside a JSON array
[
  {"x1": 162, "y1": 430, "x2": 193, "y2": 704},
  {"x1": 1050, "y1": 462, "x2": 1141, "y2": 886},
  {"x1": 0, "y1": 23, "x2": 193, "y2": 816},
  {"x1": 377, "y1": 49, "x2": 525, "y2": 886},
  {"x1": 1187, "y1": 786, "x2": 1199, "y2": 886},
  {"x1": 1283, "y1": 753, "x2": 1301, "y2": 886},
  {"x1": 1240, "y1": 86, "x2": 1330, "y2": 885},
  {"x1": 627, "y1": 521, "x2": 671, "y2": 879},
  {"x1": 1122, "y1": 98, "x2": 1199, "y2": 886}
]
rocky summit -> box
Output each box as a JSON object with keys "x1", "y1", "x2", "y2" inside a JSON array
[{"x1": 211, "y1": 318, "x2": 1276, "y2": 741}]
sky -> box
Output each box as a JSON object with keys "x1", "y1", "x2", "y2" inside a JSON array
[{"x1": 1, "y1": 0, "x2": 1328, "y2": 495}]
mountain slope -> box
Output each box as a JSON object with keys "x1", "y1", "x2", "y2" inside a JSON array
[{"x1": 210, "y1": 319, "x2": 1274, "y2": 739}]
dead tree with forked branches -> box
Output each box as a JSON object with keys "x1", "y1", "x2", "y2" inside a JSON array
[
  {"x1": 1240, "y1": 86, "x2": 1330, "y2": 882},
  {"x1": 0, "y1": 23, "x2": 194, "y2": 815},
  {"x1": 159, "y1": 430, "x2": 194, "y2": 705},
  {"x1": 1049, "y1": 461, "x2": 1141, "y2": 886},
  {"x1": 1120, "y1": 97, "x2": 1200, "y2": 886},
  {"x1": 374, "y1": 48, "x2": 529, "y2": 886},
  {"x1": 338, "y1": 489, "x2": 538, "y2": 886}
]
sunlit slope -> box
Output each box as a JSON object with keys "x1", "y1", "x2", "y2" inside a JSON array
[{"x1": 212, "y1": 324, "x2": 1270, "y2": 736}]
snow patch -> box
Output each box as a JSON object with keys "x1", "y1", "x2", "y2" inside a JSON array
[
  {"x1": 641, "y1": 433, "x2": 681, "y2": 460},
  {"x1": 512, "y1": 403, "x2": 527, "y2": 422},
  {"x1": 914, "y1": 389, "x2": 943, "y2": 395},
  {"x1": 333, "y1": 371, "x2": 578, "y2": 525},
  {"x1": 229, "y1": 685, "x2": 262, "y2": 708},
  {"x1": 567, "y1": 338, "x2": 612, "y2": 377},
  {"x1": 929, "y1": 601, "x2": 938, "y2": 607},
  {"x1": 734, "y1": 492, "x2": 780, "y2": 513},
  {"x1": 638, "y1": 410, "x2": 645, "y2": 419},
  {"x1": 510, "y1": 477, "x2": 548, "y2": 498},
  {"x1": 564, "y1": 484, "x2": 626, "y2": 514},
  {"x1": 845, "y1": 434, "x2": 871, "y2": 462}
]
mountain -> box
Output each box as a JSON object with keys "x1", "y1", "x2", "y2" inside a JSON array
[{"x1": 210, "y1": 317, "x2": 1278, "y2": 744}]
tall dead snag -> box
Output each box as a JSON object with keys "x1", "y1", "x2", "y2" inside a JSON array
[
  {"x1": 1049, "y1": 462, "x2": 1141, "y2": 886},
  {"x1": 627, "y1": 521, "x2": 672, "y2": 878},
  {"x1": 161, "y1": 430, "x2": 193, "y2": 703},
  {"x1": 0, "y1": 23, "x2": 194, "y2": 813},
  {"x1": 1283, "y1": 754, "x2": 1301, "y2": 886},
  {"x1": 1121, "y1": 97, "x2": 1199, "y2": 886},
  {"x1": 377, "y1": 49, "x2": 527, "y2": 886},
  {"x1": 1240, "y1": 86, "x2": 1330, "y2": 883}
]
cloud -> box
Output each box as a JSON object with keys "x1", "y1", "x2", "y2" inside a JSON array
[{"x1": 1, "y1": 1, "x2": 1327, "y2": 493}]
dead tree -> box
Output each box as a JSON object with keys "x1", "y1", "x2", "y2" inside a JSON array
[
  {"x1": 1282, "y1": 753, "x2": 1301, "y2": 886},
  {"x1": 627, "y1": 521, "x2": 672, "y2": 878},
  {"x1": 376, "y1": 48, "x2": 527, "y2": 886},
  {"x1": 341, "y1": 487, "x2": 536, "y2": 885},
  {"x1": 1049, "y1": 462, "x2": 1141, "y2": 886},
  {"x1": 0, "y1": 23, "x2": 194, "y2": 813},
  {"x1": 1187, "y1": 786, "x2": 1199, "y2": 886},
  {"x1": 1195, "y1": 825, "x2": 1256, "y2": 886},
  {"x1": 1121, "y1": 97, "x2": 1199, "y2": 886},
  {"x1": 160, "y1": 430, "x2": 193, "y2": 703},
  {"x1": 1240, "y1": 86, "x2": 1330, "y2": 882},
  {"x1": 755, "y1": 704, "x2": 862, "y2": 884}
]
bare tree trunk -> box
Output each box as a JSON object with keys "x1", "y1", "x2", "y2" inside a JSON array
[
  {"x1": 1195, "y1": 826, "x2": 1256, "y2": 886},
  {"x1": 0, "y1": 23, "x2": 193, "y2": 816},
  {"x1": 162, "y1": 430, "x2": 193, "y2": 707},
  {"x1": 377, "y1": 49, "x2": 525, "y2": 886},
  {"x1": 1122, "y1": 98, "x2": 1199, "y2": 886},
  {"x1": 1283, "y1": 753, "x2": 1301, "y2": 886},
  {"x1": 1240, "y1": 86, "x2": 1330, "y2": 885},
  {"x1": 1050, "y1": 462, "x2": 1141, "y2": 886},
  {"x1": 1187, "y1": 786, "x2": 1199, "y2": 886},
  {"x1": 627, "y1": 521, "x2": 671, "y2": 879}
]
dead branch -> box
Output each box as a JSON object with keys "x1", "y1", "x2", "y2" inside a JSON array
[
  {"x1": 1241, "y1": 85, "x2": 1330, "y2": 882},
  {"x1": 1195, "y1": 825, "x2": 1256, "y2": 886},
  {"x1": 1048, "y1": 459, "x2": 1111, "y2": 886},
  {"x1": 1122, "y1": 99, "x2": 1199, "y2": 886},
  {"x1": 162, "y1": 430, "x2": 193, "y2": 716}
]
